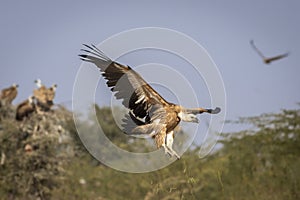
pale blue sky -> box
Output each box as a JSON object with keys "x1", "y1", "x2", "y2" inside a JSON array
[{"x1": 1, "y1": 1, "x2": 299, "y2": 133}]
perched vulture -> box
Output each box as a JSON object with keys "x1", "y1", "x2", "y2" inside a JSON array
[
  {"x1": 16, "y1": 96, "x2": 36, "y2": 121},
  {"x1": 33, "y1": 80, "x2": 57, "y2": 112},
  {"x1": 0, "y1": 84, "x2": 19, "y2": 106},
  {"x1": 79, "y1": 44, "x2": 221, "y2": 159},
  {"x1": 34, "y1": 79, "x2": 44, "y2": 89},
  {"x1": 47, "y1": 84, "x2": 57, "y2": 106}
]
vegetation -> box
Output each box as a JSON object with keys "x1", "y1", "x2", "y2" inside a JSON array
[{"x1": 0, "y1": 104, "x2": 299, "y2": 199}]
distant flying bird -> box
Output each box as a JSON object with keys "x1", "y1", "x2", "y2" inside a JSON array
[
  {"x1": 16, "y1": 96, "x2": 36, "y2": 121},
  {"x1": 250, "y1": 40, "x2": 289, "y2": 64},
  {"x1": 33, "y1": 80, "x2": 57, "y2": 112},
  {"x1": 0, "y1": 83, "x2": 19, "y2": 106},
  {"x1": 79, "y1": 44, "x2": 221, "y2": 159}
]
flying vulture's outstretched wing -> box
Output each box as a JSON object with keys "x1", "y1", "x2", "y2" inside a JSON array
[
  {"x1": 79, "y1": 44, "x2": 170, "y2": 121},
  {"x1": 263, "y1": 53, "x2": 289, "y2": 63},
  {"x1": 250, "y1": 40, "x2": 266, "y2": 59}
]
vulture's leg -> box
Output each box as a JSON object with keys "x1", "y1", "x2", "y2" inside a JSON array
[{"x1": 165, "y1": 131, "x2": 180, "y2": 160}]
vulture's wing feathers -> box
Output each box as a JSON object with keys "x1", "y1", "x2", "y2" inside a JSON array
[
  {"x1": 79, "y1": 44, "x2": 170, "y2": 120},
  {"x1": 122, "y1": 105, "x2": 168, "y2": 137},
  {"x1": 250, "y1": 40, "x2": 266, "y2": 59},
  {"x1": 265, "y1": 53, "x2": 289, "y2": 63}
]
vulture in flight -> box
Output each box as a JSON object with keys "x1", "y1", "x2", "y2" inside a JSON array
[
  {"x1": 250, "y1": 40, "x2": 289, "y2": 64},
  {"x1": 79, "y1": 44, "x2": 221, "y2": 159}
]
